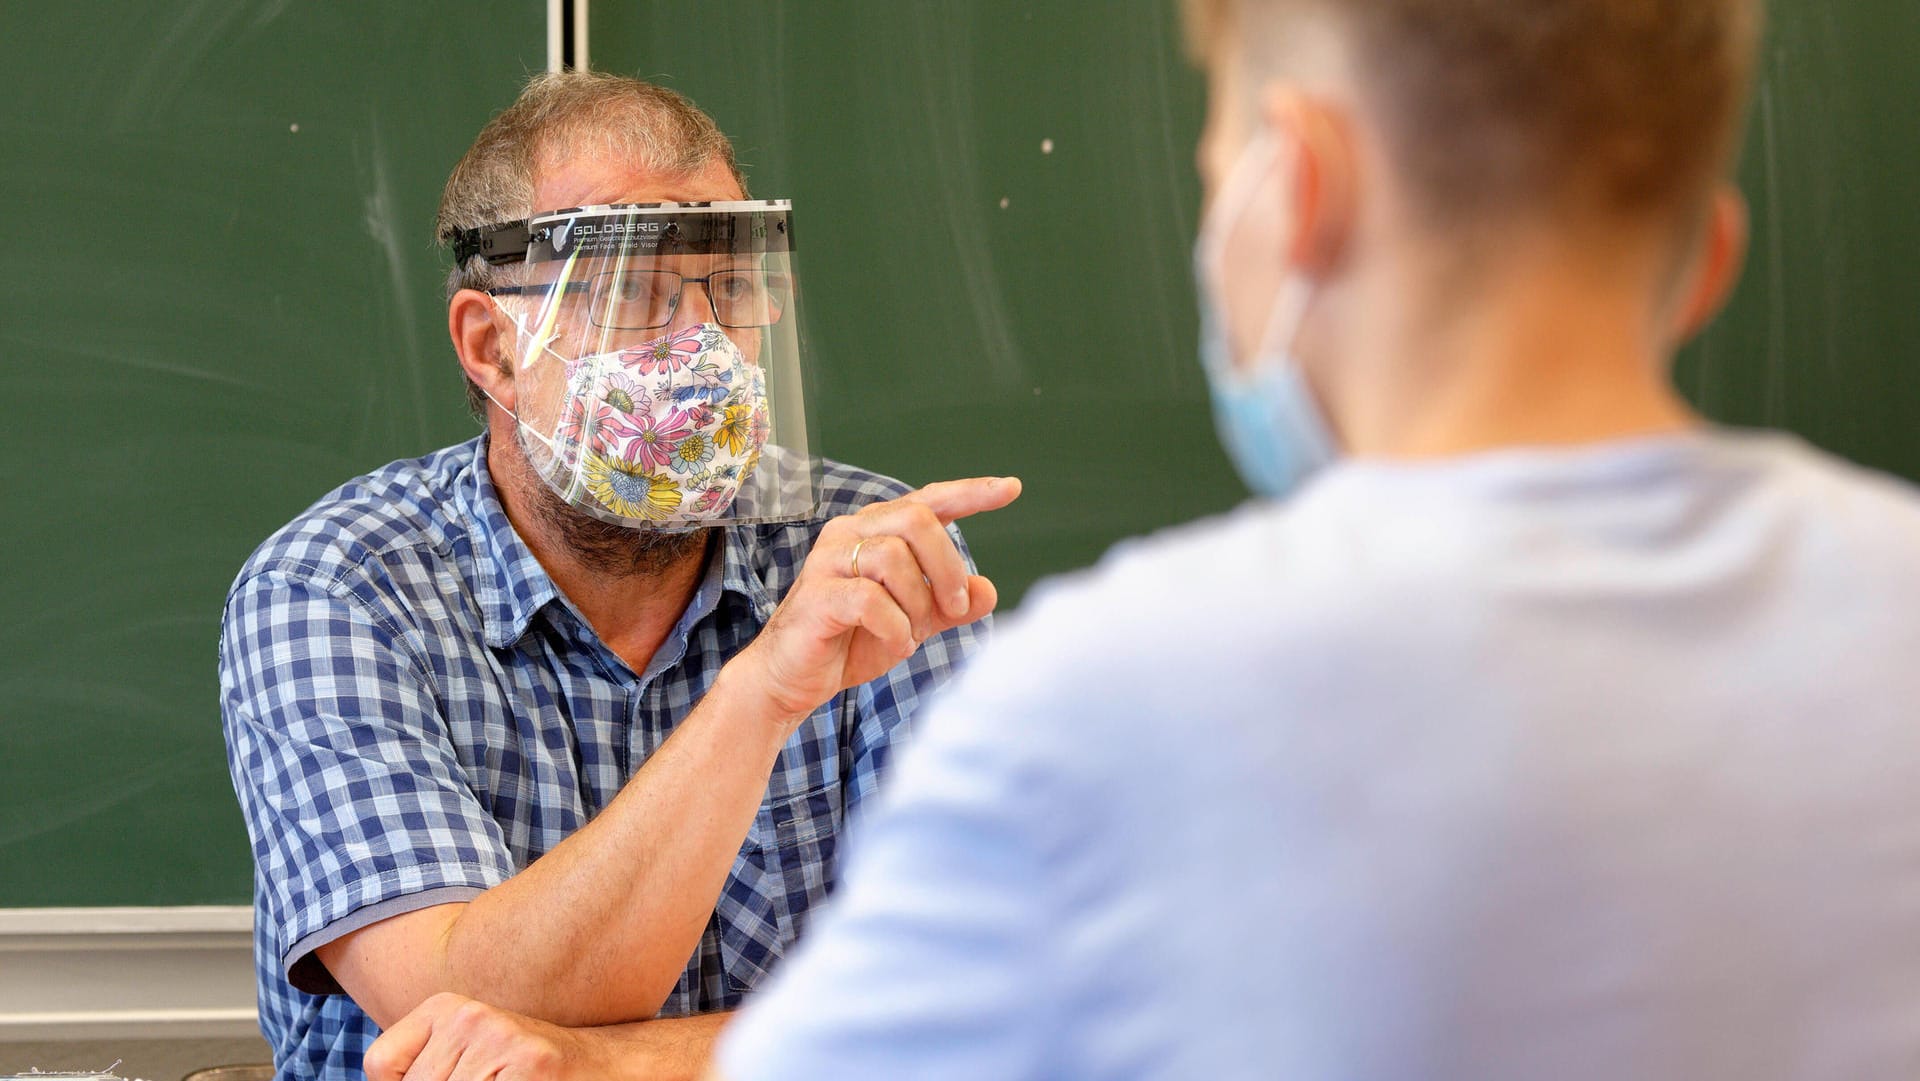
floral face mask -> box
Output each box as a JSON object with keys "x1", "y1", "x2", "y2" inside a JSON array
[{"x1": 518, "y1": 323, "x2": 772, "y2": 527}]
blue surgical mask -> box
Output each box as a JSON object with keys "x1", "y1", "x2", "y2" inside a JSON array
[{"x1": 1193, "y1": 135, "x2": 1338, "y2": 498}]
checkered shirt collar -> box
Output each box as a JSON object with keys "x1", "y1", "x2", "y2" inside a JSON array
[{"x1": 459, "y1": 435, "x2": 776, "y2": 649}]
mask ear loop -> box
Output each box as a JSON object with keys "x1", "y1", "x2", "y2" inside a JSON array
[
  {"x1": 1195, "y1": 132, "x2": 1280, "y2": 298},
  {"x1": 1195, "y1": 130, "x2": 1315, "y2": 381},
  {"x1": 478, "y1": 296, "x2": 576, "y2": 469}
]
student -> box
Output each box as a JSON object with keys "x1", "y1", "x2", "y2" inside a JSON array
[
  {"x1": 218, "y1": 72, "x2": 1015, "y2": 1081},
  {"x1": 367, "y1": 1, "x2": 1920, "y2": 1077}
]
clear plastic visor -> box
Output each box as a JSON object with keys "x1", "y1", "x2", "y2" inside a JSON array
[{"x1": 489, "y1": 201, "x2": 819, "y2": 528}]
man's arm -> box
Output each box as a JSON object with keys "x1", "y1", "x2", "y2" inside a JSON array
[
  {"x1": 366, "y1": 596, "x2": 1081, "y2": 1081},
  {"x1": 363, "y1": 996, "x2": 730, "y2": 1081},
  {"x1": 318, "y1": 477, "x2": 1020, "y2": 1029}
]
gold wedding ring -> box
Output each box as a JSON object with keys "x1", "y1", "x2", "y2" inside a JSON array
[{"x1": 849, "y1": 538, "x2": 871, "y2": 579}]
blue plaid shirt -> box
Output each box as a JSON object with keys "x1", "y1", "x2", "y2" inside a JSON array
[{"x1": 218, "y1": 435, "x2": 984, "y2": 1081}]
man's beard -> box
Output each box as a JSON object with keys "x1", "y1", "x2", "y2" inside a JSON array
[{"x1": 507, "y1": 428, "x2": 709, "y2": 579}]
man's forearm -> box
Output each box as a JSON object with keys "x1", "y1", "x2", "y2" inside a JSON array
[
  {"x1": 443, "y1": 667, "x2": 788, "y2": 1021},
  {"x1": 329, "y1": 665, "x2": 791, "y2": 1027},
  {"x1": 589, "y1": 1012, "x2": 733, "y2": 1081},
  {"x1": 363, "y1": 998, "x2": 732, "y2": 1081}
]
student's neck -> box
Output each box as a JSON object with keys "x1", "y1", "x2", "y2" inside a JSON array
[
  {"x1": 488, "y1": 433, "x2": 711, "y2": 675},
  {"x1": 1330, "y1": 248, "x2": 1701, "y2": 458}
]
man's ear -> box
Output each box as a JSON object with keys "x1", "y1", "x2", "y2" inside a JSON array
[
  {"x1": 1670, "y1": 185, "x2": 1749, "y2": 344},
  {"x1": 450, "y1": 288, "x2": 514, "y2": 413},
  {"x1": 1260, "y1": 88, "x2": 1357, "y2": 276}
]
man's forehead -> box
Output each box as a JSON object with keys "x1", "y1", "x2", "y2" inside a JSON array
[{"x1": 529, "y1": 153, "x2": 745, "y2": 219}]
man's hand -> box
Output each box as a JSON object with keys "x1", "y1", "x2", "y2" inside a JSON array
[
  {"x1": 731, "y1": 476, "x2": 1021, "y2": 726},
  {"x1": 365, "y1": 993, "x2": 600, "y2": 1081},
  {"x1": 366, "y1": 993, "x2": 729, "y2": 1081}
]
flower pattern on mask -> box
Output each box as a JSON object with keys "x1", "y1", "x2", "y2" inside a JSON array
[
  {"x1": 605, "y1": 406, "x2": 695, "y2": 472},
  {"x1": 580, "y1": 452, "x2": 682, "y2": 521},
  {"x1": 530, "y1": 324, "x2": 773, "y2": 525},
  {"x1": 672, "y1": 357, "x2": 736, "y2": 407},
  {"x1": 599, "y1": 371, "x2": 648, "y2": 415},
  {"x1": 670, "y1": 430, "x2": 716, "y2": 474},
  {"x1": 748, "y1": 404, "x2": 772, "y2": 450},
  {"x1": 713, "y1": 402, "x2": 752, "y2": 456},
  {"x1": 556, "y1": 393, "x2": 619, "y2": 450},
  {"x1": 628, "y1": 326, "x2": 705, "y2": 375}
]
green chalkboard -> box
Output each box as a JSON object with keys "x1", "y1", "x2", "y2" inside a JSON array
[
  {"x1": 594, "y1": 2, "x2": 1238, "y2": 600},
  {"x1": 1677, "y1": 3, "x2": 1920, "y2": 480},
  {"x1": 0, "y1": 3, "x2": 542, "y2": 906},
  {"x1": 3, "y1": 1, "x2": 1917, "y2": 908}
]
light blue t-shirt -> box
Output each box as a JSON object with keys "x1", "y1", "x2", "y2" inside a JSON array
[{"x1": 719, "y1": 432, "x2": 1920, "y2": 1080}]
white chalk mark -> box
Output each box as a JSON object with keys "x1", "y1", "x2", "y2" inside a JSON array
[
  {"x1": 359, "y1": 116, "x2": 430, "y2": 446},
  {"x1": 910, "y1": 14, "x2": 1027, "y2": 387},
  {"x1": 109, "y1": 0, "x2": 251, "y2": 131},
  {"x1": 0, "y1": 331, "x2": 270, "y2": 392}
]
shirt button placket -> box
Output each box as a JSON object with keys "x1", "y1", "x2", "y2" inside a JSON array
[{"x1": 625, "y1": 681, "x2": 646, "y2": 777}]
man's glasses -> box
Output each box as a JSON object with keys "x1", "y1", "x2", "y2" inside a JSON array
[{"x1": 489, "y1": 269, "x2": 793, "y2": 329}]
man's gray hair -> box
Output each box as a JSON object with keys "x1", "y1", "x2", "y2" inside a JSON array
[{"x1": 436, "y1": 72, "x2": 747, "y2": 415}]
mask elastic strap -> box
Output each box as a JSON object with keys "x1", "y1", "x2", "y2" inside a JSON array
[
  {"x1": 491, "y1": 296, "x2": 574, "y2": 370},
  {"x1": 1195, "y1": 131, "x2": 1315, "y2": 381},
  {"x1": 474, "y1": 379, "x2": 555, "y2": 449},
  {"x1": 478, "y1": 295, "x2": 580, "y2": 458},
  {"x1": 1195, "y1": 132, "x2": 1281, "y2": 287}
]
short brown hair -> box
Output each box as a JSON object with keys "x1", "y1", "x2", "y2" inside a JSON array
[
  {"x1": 437, "y1": 72, "x2": 747, "y2": 415},
  {"x1": 1184, "y1": 0, "x2": 1762, "y2": 229}
]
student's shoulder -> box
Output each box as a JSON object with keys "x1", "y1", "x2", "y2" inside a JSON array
[
  {"x1": 1770, "y1": 435, "x2": 1920, "y2": 510},
  {"x1": 231, "y1": 438, "x2": 481, "y2": 596},
  {"x1": 1749, "y1": 433, "x2": 1920, "y2": 549},
  {"x1": 913, "y1": 501, "x2": 1349, "y2": 791},
  {"x1": 987, "y1": 499, "x2": 1342, "y2": 677}
]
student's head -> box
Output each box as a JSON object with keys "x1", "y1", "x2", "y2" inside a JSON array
[
  {"x1": 1183, "y1": 0, "x2": 1763, "y2": 450},
  {"x1": 439, "y1": 72, "x2": 748, "y2": 418}
]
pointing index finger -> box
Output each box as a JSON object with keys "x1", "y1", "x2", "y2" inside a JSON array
[{"x1": 899, "y1": 476, "x2": 1023, "y2": 526}]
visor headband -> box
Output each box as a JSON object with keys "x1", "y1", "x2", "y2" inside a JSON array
[{"x1": 450, "y1": 201, "x2": 795, "y2": 266}]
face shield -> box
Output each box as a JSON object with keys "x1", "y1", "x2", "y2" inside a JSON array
[{"x1": 455, "y1": 200, "x2": 820, "y2": 529}]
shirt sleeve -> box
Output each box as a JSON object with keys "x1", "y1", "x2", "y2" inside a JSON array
[
  {"x1": 218, "y1": 565, "x2": 518, "y2": 994},
  {"x1": 717, "y1": 624, "x2": 1081, "y2": 1081}
]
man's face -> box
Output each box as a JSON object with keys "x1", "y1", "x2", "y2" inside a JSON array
[
  {"x1": 494, "y1": 154, "x2": 773, "y2": 441},
  {"x1": 493, "y1": 153, "x2": 752, "y2": 574}
]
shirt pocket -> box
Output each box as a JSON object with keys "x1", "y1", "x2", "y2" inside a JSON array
[
  {"x1": 752, "y1": 783, "x2": 843, "y2": 925},
  {"x1": 718, "y1": 783, "x2": 844, "y2": 996},
  {"x1": 754, "y1": 782, "x2": 840, "y2": 850}
]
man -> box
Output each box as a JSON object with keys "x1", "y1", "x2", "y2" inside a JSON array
[
  {"x1": 218, "y1": 72, "x2": 1017, "y2": 1080},
  {"x1": 368, "y1": 1, "x2": 1920, "y2": 1078}
]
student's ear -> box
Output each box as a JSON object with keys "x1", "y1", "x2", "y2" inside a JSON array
[
  {"x1": 1671, "y1": 185, "x2": 1749, "y2": 343},
  {"x1": 450, "y1": 288, "x2": 515, "y2": 413},
  {"x1": 1259, "y1": 88, "x2": 1357, "y2": 276}
]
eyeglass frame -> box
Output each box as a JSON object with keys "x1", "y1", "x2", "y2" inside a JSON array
[{"x1": 486, "y1": 267, "x2": 791, "y2": 330}]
